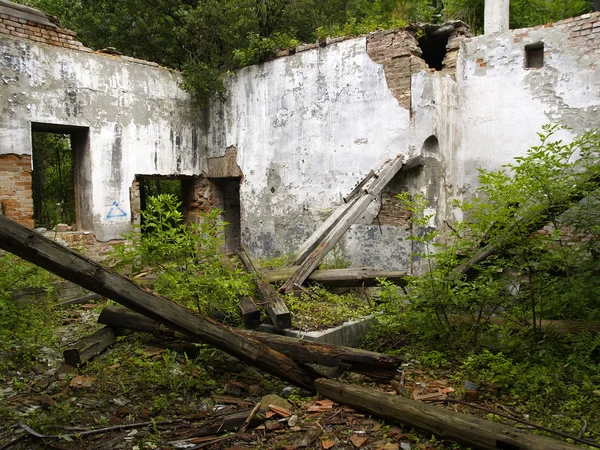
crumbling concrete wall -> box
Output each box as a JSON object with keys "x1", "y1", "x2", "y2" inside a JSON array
[
  {"x1": 0, "y1": 0, "x2": 205, "y2": 242},
  {"x1": 409, "y1": 12, "x2": 600, "y2": 249},
  {"x1": 208, "y1": 36, "x2": 418, "y2": 270}
]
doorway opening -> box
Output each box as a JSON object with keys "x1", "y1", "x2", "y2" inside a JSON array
[{"x1": 31, "y1": 123, "x2": 90, "y2": 231}]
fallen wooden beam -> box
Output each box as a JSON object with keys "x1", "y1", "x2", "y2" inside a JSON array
[
  {"x1": 262, "y1": 267, "x2": 407, "y2": 287},
  {"x1": 281, "y1": 154, "x2": 409, "y2": 293},
  {"x1": 63, "y1": 326, "x2": 118, "y2": 366},
  {"x1": 0, "y1": 215, "x2": 317, "y2": 391},
  {"x1": 98, "y1": 305, "x2": 403, "y2": 377},
  {"x1": 237, "y1": 245, "x2": 291, "y2": 330},
  {"x1": 219, "y1": 253, "x2": 261, "y2": 329},
  {"x1": 315, "y1": 378, "x2": 579, "y2": 450}
]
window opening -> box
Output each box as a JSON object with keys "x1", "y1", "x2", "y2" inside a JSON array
[
  {"x1": 525, "y1": 42, "x2": 544, "y2": 69},
  {"x1": 31, "y1": 132, "x2": 74, "y2": 229},
  {"x1": 416, "y1": 26, "x2": 449, "y2": 71}
]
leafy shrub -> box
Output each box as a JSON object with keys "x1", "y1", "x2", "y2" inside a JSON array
[
  {"x1": 109, "y1": 194, "x2": 254, "y2": 325},
  {"x1": 0, "y1": 253, "x2": 58, "y2": 372}
]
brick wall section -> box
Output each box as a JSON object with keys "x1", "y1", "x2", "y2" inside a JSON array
[
  {"x1": 378, "y1": 192, "x2": 412, "y2": 229},
  {"x1": 513, "y1": 11, "x2": 600, "y2": 69},
  {"x1": 182, "y1": 177, "x2": 216, "y2": 223},
  {"x1": 40, "y1": 230, "x2": 121, "y2": 261},
  {"x1": 0, "y1": 153, "x2": 34, "y2": 228},
  {"x1": 366, "y1": 30, "x2": 428, "y2": 109},
  {"x1": 0, "y1": 10, "x2": 91, "y2": 52}
]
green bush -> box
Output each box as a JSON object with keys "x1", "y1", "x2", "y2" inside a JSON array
[
  {"x1": 109, "y1": 194, "x2": 254, "y2": 325},
  {"x1": 0, "y1": 253, "x2": 58, "y2": 372}
]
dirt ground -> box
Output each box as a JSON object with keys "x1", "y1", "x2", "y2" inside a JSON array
[{"x1": 0, "y1": 299, "x2": 547, "y2": 450}]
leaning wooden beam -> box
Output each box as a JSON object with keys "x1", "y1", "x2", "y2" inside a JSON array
[
  {"x1": 98, "y1": 305, "x2": 402, "y2": 377},
  {"x1": 237, "y1": 245, "x2": 291, "y2": 330},
  {"x1": 63, "y1": 326, "x2": 118, "y2": 366},
  {"x1": 288, "y1": 157, "x2": 396, "y2": 267},
  {"x1": 0, "y1": 215, "x2": 317, "y2": 391},
  {"x1": 262, "y1": 267, "x2": 408, "y2": 287},
  {"x1": 280, "y1": 154, "x2": 408, "y2": 293},
  {"x1": 315, "y1": 378, "x2": 579, "y2": 450}
]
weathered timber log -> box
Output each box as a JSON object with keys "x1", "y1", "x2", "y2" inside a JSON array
[
  {"x1": 450, "y1": 174, "x2": 600, "y2": 279},
  {"x1": 219, "y1": 253, "x2": 261, "y2": 329},
  {"x1": 237, "y1": 245, "x2": 291, "y2": 330},
  {"x1": 63, "y1": 326, "x2": 118, "y2": 366},
  {"x1": 0, "y1": 215, "x2": 317, "y2": 391},
  {"x1": 343, "y1": 170, "x2": 374, "y2": 203},
  {"x1": 315, "y1": 379, "x2": 580, "y2": 450},
  {"x1": 262, "y1": 267, "x2": 408, "y2": 287},
  {"x1": 281, "y1": 153, "x2": 412, "y2": 293},
  {"x1": 98, "y1": 306, "x2": 403, "y2": 377},
  {"x1": 287, "y1": 156, "x2": 400, "y2": 267},
  {"x1": 238, "y1": 296, "x2": 261, "y2": 329}
]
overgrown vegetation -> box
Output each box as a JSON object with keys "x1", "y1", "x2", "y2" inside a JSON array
[
  {"x1": 15, "y1": 0, "x2": 596, "y2": 103},
  {"x1": 109, "y1": 194, "x2": 254, "y2": 325},
  {"x1": 31, "y1": 132, "x2": 74, "y2": 230},
  {"x1": 0, "y1": 253, "x2": 59, "y2": 373},
  {"x1": 367, "y1": 124, "x2": 600, "y2": 439}
]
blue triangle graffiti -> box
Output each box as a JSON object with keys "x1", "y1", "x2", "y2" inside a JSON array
[{"x1": 106, "y1": 201, "x2": 127, "y2": 219}]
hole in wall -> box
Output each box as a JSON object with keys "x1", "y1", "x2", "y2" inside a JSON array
[
  {"x1": 31, "y1": 123, "x2": 90, "y2": 231},
  {"x1": 422, "y1": 135, "x2": 440, "y2": 155},
  {"x1": 525, "y1": 41, "x2": 544, "y2": 69},
  {"x1": 416, "y1": 27, "x2": 449, "y2": 71}
]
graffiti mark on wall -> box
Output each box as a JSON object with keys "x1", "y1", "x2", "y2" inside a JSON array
[{"x1": 106, "y1": 201, "x2": 127, "y2": 219}]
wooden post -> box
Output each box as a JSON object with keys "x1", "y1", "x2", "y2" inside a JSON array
[{"x1": 237, "y1": 245, "x2": 291, "y2": 330}]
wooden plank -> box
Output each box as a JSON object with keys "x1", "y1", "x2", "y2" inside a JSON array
[
  {"x1": 236, "y1": 245, "x2": 291, "y2": 330},
  {"x1": 343, "y1": 170, "x2": 374, "y2": 203},
  {"x1": 280, "y1": 193, "x2": 376, "y2": 293},
  {"x1": 0, "y1": 215, "x2": 317, "y2": 391},
  {"x1": 262, "y1": 267, "x2": 407, "y2": 287},
  {"x1": 289, "y1": 157, "x2": 400, "y2": 267},
  {"x1": 63, "y1": 326, "x2": 118, "y2": 366},
  {"x1": 98, "y1": 305, "x2": 403, "y2": 376},
  {"x1": 280, "y1": 154, "x2": 409, "y2": 293},
  {"x1": 315, "y1": 379, "x2": 579, "y2": 450},
  {"x1": 219, "y1": 253, "x2": 261, "y2": 328},
  {"x1": 238, "y1": 296, "x2": 261, "y2": 329},
  {"x1": 288, "y1": 196, "x2": 361, "y2": 267}
]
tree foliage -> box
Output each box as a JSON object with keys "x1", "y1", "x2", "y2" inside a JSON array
[{"x1": 15, "y1": 0, "x2": 596, "y2": 100}]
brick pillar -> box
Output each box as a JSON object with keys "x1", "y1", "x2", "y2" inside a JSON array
[{"x1": 0, "y1": 154, "x2": 34, "y2": 228}]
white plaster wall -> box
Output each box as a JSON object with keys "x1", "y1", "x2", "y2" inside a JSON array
[
  {"x1": 209, "y1": 38, "x2": 413, "y2": 269},
  {"x1": 0, "y1": 37, "x2": 205, "y2": 240},
  {"x1": 454, "y1": 26, "x2": 600, "y2": 194}
]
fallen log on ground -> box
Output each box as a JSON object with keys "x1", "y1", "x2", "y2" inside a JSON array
[
  {"x1": 237, "y1": 245, "x2": 291, "y2": 330},
  {"x1": 63, "y1": 326, "x2": 118, "y2": 366},
  {"x1": 262, "y1": 267, "x2": 408, "y2": 287},
  {"x1": 315, "y1": 378, "x2": 580, "y2": 450},
  {"x1": 0, "y1": 215, "x2": 317, "y2": 391},
  {"x1": 98, "y1": 305, "x2": 402, "y2": 377}
]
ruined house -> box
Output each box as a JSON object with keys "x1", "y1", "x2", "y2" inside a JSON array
[{"x1": 1, "y1": 0, "x2": 599, "y2": 271}]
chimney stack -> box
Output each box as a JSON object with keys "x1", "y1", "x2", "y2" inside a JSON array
[{"x1": 484, "y1": 0, "x2": 510, "y2": 34}]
